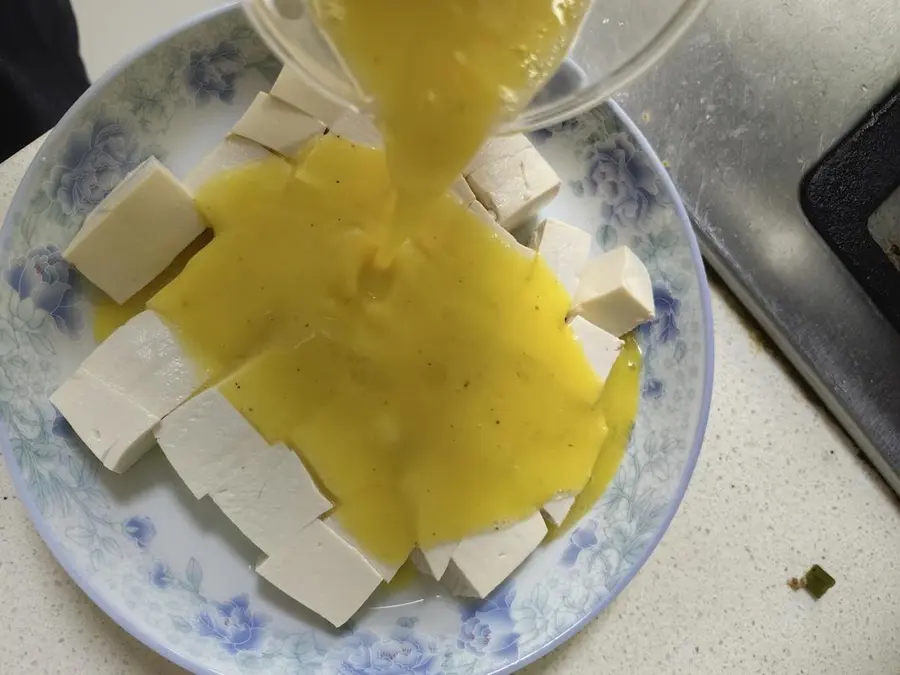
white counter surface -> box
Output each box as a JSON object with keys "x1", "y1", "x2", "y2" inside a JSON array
[{"x1": 0, "y1": 138, "x2": 898, "y2": 674}]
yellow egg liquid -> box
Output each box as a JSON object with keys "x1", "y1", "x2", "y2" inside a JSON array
[
  {"x1": 87, "y1": 0, "x2": 644, "y2": 569},
  {"x1": 148, "y1": 136, "x2": 611, "y2": 561},
  {"x1": 311, "y1": 0, "x2": 588, "y2": 260},
  {"x1": 555, "y1": 336, "x2": 642, "y2": 533}
]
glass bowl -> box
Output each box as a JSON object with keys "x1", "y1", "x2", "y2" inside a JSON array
[{"x1": 242, "y1": 0, "x2": 709, "y2": 133}]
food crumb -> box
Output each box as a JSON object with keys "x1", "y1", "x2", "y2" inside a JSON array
[{"x1": 788, "y1": 564, "x2": 835, "y2": 599}]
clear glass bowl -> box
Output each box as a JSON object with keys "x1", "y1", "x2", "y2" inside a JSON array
[{"x1": 242, "y1": 0, "x2": 708, "y2": 133}]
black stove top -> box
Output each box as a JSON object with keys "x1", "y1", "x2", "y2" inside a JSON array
[{"x1": 801, "y1": 83, "x2": 900, "y2": 331}]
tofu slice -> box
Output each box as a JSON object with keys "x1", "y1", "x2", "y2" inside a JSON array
[
  {"x1": 50, "y1": 311, "x2": 203, "y2": 472},
  {"x1": 256, "y1": 519, "x2": 383, "y2": 627},
  {"x1": 569, "y1": 316, "x2": 624, "y2": 384},
  {"x1": 442, "y1": 513, "x2": 547, "y2": 598},
  {"x1": 64, "y1": 157, "x2": 205, "y2": 304},
  {"x1": 410, "y1": 542, "x2": 458, "y2": 580},
  {"x1": 323, "y1": 514, "x2": 410, "y2": 582},
  {"x1": 329, "y1": 109, "x2": 382, "y2": 148},
  {"x1": 527, "y1": 217, "x2": 548, "y2": 250},
  {"x1": 466, "y1": 146, "x2": 561, "y2": 231},
  {"x1": 465, "y1": 134, "x2": 534, "y2": 176},
  {"x1": 211, "y1": 443, "x2": 332, "y2": 555},
  {"x1": 541, "y1": 495, "x2": 576, "y2": 527},
  {"x1": 269, "y1": 66, "x2": 347, "y2": 126},
  {"x1": 449, "y1": 176, "x2": 477, "y2": 207},
  {"x1": 231, "y1": 92, "x2": 326, "y2": 157},
  {"x1": 573, "y1": 246, "x2": 656, "y2": 337},
  {"x1": 184, "y1": 136, "x2": 274, "y2": 192},
  {"x1": 154, "y1": 388, "x2": 270, "y2": 499},
  {"x1": 468, "y1": 200, "x2": 533, "y2": 253},
  {"x1": 536, "y1": 218, "x2": 592, "y2": 297}
]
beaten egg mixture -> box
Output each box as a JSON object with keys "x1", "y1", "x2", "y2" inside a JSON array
[
  {"x1": 90, "y1": 0, "x2": 642, "y2": 565},
  {"x1": 312, "y1": 0, "x2": 589, "y2": 259}
]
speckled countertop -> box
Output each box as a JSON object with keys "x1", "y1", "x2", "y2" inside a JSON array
[{"x1": 1, "y1": 138, "x2": 899, "y2": 675}]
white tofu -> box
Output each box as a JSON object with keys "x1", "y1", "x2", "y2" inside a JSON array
[
  {"x1": 466, "y1": 146, "x2": 561, "y2": 231},
  {"x1": 466, "y1": 200, "x2": 535, "y2": 256},
  {"x1": 256, "y1": 519, "x2": 382, "y2": 627},
  {"x1": 64, "y1": 157, "x2": 205, "y2": 304},
  {"x1": 50, "y1": 369, "x2": 158, "y2": 472},
  {"x1": 449, "y1": 176, "x2": 477, "y2": 207},
  {"x1": 536, "y1": 218, "x2": 592, "y2": 297},
  {"x1": 184, "y1": 136, "x2": 274, "y2": 192},
  {"x1": 269, "y1": 66, "x2": 347, "y2": 126},
  {"x1": 541, "y1": 495, "x2": 576, "y2": 527},
  {"x1": 324, "y1": 514, "x2": 410, "y2": 581},
  {"x1": 464, "y1": 134, "x2": 534, "y2": 176},
  {"x1": 569, "y1": 316, "x2": 624, "y2": 384},
  {"x1": 329, "y1": 109, "x2": 382, "y2": 148},
  {"x1": 443, "y1": 513, "x2": 547, "y2": 598},
  {"x1": 527, "y1": 217, "x2": 548, "y2": 250},
  {"x1": 230, "y1": 92, "x2": 326, "y2": 157},
  {"x1": 50, "y1": 311, "x2": 203, "y2": 472},
  {"x1": 410, "y1": 541, "x2": 457, "y2": 580},
  {"x1": 573, "y1": 246, "x2": 656, "y2": 337},
  {"x1": 211, "y1": 443, "x2": 332, "y2": 555},
  {"x1": 154, "y1": 388, "x2": 269, "y2": 499}
]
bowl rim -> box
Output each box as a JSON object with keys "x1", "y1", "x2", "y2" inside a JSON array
[{"x1": 0, "y1": 4, "x2": 714, "y2": 674}]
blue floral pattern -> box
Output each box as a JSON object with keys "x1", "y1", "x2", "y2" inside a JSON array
[
  {"x1": 46, "y1": 119, "x2": 145, "y2": 219},
  {"x1": 585, "y1": 133, "x2": 666, "y2": 231},
  {"x1": 0, "y1": 8, "x2": 711, "y2": 675},
  {"x1": 123, "y1": 516, "x2": 157, "y2": 549},
  {"x1": 641, "y1": 285, "x2": 681, "y2": 344},
  {"x1": 186, "y1": 41, "x2": 246, "y2": 105},
  {"x1": 327, "y1": 626, "x2": 441, "y2": 675},
  {"x1": 457, "y1": 585, "x2": 519, "y2": 661},
  {"x1": 150, "y1": 560, "x2": 174, "y2": 589},
  {"x1": 198, "y1": 594, "x2": 271, "y2": 654},
  {"x1": 4, "y1": 244, "x2": 83, "y2": 336}
]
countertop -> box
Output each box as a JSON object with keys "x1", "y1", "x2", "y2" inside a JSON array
[{"x1": 1, "y1": 138, "x2": 899, "y2": 675}]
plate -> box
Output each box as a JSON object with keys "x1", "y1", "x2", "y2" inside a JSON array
[{"x1": 0, "y1": 6, "x2": 713, "y2": 674}]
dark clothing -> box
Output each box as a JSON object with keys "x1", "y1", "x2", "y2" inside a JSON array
[{"x1": 0, "y1": 0, "x2": 90, "y2": 162}]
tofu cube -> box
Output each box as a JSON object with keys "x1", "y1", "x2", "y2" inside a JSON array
[
  {"x1": 527, "y1": 217, "x2": 548, "y2": 250},
  {"x1": 64, "y1": 157, "x2": 205, "y2": 304},
  {"x1": 50, "y1": 370, "x2": 158, "y2": 473},
  {"x1": 50, "y1": 311, "x2": 203, "y2": 472},
  {"x1": 211, "y1": 443, "x2": 332, "y2": 555},
  {"x1": 184, "y1": 136, "x2": 274, "y2": 192},
  {"x1": 465, "y1": 134, "x2": 534, "y2": 176},
  {"x1": 569, "y1": 316, "x2": 624, "y2": 384},
  {"x1": 231, "y1": 92, "x2": 326, "y2": 157},
  {"x1": 466, "y1": 146, "x2": 561, "y2": 231},
  {"x1": 442, "y1": 513, "x2": 547, "y2": 598},
  {"x1": 256, "y1": 519, "x2": 383, "y2": 627},
  {"x1": 154, "y1": 388, "x2": 269, "y2": 499},
  {"x1": 324, "y1": 514, "x2": 410, "y2": 582},
  {"x1": 269, "y1": 66, "x2": 347, "y2": 127},
  {"x1": 410, "y1": 542, "x2": 457, "y2": 580},
  {"x1": 573, "y1": 246, "x2": 656, "y2": 337},
  {"x1": 536, "y1": 218, "x2": 592, "y2": 298},
  {"x1": 468, "y1": 200, "x2": 533, "y2": 253},
  {"x1": 541, "y1": 495, "x2": 576, "y2": 527},
  {"x1": 329, "y1": 109, "x2": 382, "y2": 148},
  {"x1": 449, "y1": 176, "x2": 477, "y2": 207}
]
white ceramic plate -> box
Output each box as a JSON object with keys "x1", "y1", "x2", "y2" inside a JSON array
[{"x1": 0, "y1": 6, "x2": 713, "y2": 674}]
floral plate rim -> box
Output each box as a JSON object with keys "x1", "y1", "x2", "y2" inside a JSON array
[{"x1": 0, "y1": 5, "x2": 714, "y2": 674}]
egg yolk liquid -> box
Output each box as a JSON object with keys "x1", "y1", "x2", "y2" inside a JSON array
[
  {"x1": 90, "y1": 0, "x2": 644, "y2": 567},
  {"x1": 311, "y1": 0, "x2": 588, "y2": 258},
  {"x1": 149, "y1": 136, "x2": 612, "y2": 561}
]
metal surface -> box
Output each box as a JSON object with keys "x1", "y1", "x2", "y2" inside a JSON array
[{"x1": 618, "y1": 0, "x2": 900, "y2": 491}]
